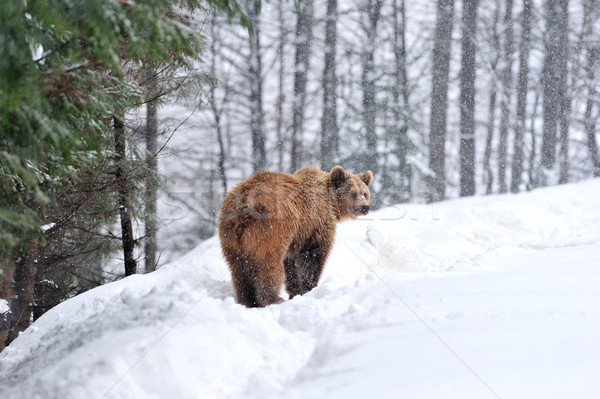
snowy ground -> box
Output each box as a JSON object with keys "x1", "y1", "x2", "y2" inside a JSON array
[{"x1": 1, "y1": 179, "x2": 599, "y2": 399}]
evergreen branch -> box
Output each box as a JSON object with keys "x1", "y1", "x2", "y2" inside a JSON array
[
  {"x1": 64, "y1": 61, "x2": 90, "y2": 73},
  {"x1": 137, "y1": 61, "x2": 176, "y2": 87}
]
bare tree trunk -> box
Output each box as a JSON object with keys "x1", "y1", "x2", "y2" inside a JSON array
[
  {"x1": 484, "y1": 90, "x2": 497, "y2": 195},
  {"x1": 290, "y1": 0, "x2": 314, "y2": 172},
  {"x1": 585, "y1": 72, "x2": 600, "y2": 174},
  {"x1": 361, "y1": 0, "x2": 383, "y2": 175},
  {"x1": 0, "y1": 258, "x2": 13, "y2": 351},
  {"x1": 585, "y1": 100, "x2": 600, "y2": 177},
  {"x1": 276, "y1": 1, "x2": 287, "y2": 172},
  {"x1": 209, "y1": 13, "x2": 228, "y2": 194},
  {"x1": 483, "y1": 1, "x2": 501, "y2": 195},
  {"x1": 214, "y1": 103, "x2": 228, "y2": 194},
  {"x1": 429, "y1": 0, "x2": 455, "y2": 199},
  {"x1": 321, "y1": 0, "x2": 339, "y2": 169},
  {"x1": 582, "y1": 0, "x2": 600, "y2": 177},
  {"x1": 114, "y1": 116, "x2": 137, "y2": 277},
  {"x1": 5, "y1": 237, "x2": 39, "y2": 346},
  {"x1": 498, "y1": 0, "x2": 515, "y2": 193},
  {"x1": 541, "y1": 0, "x2": 559, "y2": 169},
  {"x1": 248, "y1": 1, "x2": 265, "y2": 172},
  {"x1": 558, "y1": 0, "x2": 571, "y2": 184},
  {"x1": 145, "y1": 69, "x2": 158, "y2": 274},
  {"x1": 527, "y1": 92, "x2": 540, "y2": 188},
  {"x1": 396, "y1": 0, "x2": 410, "y2": 123},
  {"x1": 33, "y1": 260, "x2": 53, "y2": 322},
  {"x1": 510, "y1": 0, "x2": 532, "y2": 193},
  {"x1": 392, "y1": 0, "x2": 411, "y2": 194},
  {"x1": 542, "y1": 0, "x2": 569, "y2": 173},
  {"x1": 459, "y1": 0, "x2": 479, "y2": 197},
  {"x1": 585, "y1": 92, "x2": 600, "y2": 177}
]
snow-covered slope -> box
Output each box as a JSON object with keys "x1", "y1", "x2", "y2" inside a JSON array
[{"x1": 1, "y1": 180, "x2": 599, "y2": 399}]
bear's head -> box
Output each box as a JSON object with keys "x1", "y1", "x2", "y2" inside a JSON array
[{"x1": 330, "y1": 166, "x2": 373, "y2": 220}]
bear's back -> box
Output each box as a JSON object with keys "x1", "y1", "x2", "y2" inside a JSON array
[
  {"x1": 220, "y1": 171, "x2": 303, "y2": 222},
  {"x1": 219, "y1": 169, "x2": 333, "y2": 234}
]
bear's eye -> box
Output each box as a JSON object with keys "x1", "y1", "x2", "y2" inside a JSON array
[{"x1": 350, "y1": 192, "x2": 358, "y2": 200}]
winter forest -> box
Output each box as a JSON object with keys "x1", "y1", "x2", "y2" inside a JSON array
[
  {"x1": 1, "y1": 0, "x2": 600, "y2": 360},
  {"x1": 161, "y1": 0, "x2": 600, "y2": 257}
]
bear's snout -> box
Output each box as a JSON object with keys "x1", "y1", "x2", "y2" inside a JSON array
[{"x1": 360, "y1": 205, "x2": 370, "y2": 215}]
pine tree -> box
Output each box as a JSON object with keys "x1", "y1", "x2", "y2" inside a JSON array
[{"x1": 0, "y1": 0, "x2": 254, "y2": 350}]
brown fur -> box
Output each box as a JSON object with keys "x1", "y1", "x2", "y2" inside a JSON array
[{"x1": 218, "y1": 166, "x2": 373, "y2": 307}]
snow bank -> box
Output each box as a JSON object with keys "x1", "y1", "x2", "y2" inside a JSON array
[
  {"x1": 1, "y1": 179, "x2": 599, "y2": 399},
  {"x1": 0, "y1": 299, "x2": 8, "y2": 315}
]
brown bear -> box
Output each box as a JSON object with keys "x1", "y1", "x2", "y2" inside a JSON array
[{"x1": 218, "y1": 166, "x2": 373, "y2": 308}]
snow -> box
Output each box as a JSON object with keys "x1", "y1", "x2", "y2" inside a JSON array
[
  {"x1": 40, "y1": 223, "x2": 55, "y2": 233},
  {"x1": 1, "y1": 179, "x2": 600, "y2": 399}
]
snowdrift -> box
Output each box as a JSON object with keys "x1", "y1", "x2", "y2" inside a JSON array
[{"x1": 1, "y1": 180, "x2": 600, "y2": 399}]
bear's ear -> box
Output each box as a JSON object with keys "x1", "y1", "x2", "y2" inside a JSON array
[
  {"x1": 361, "y1": 170, "x2": 373, "y2": 186},
  {"x1": 330, "y1": 166, "x2": 349, "y2": 189}
]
